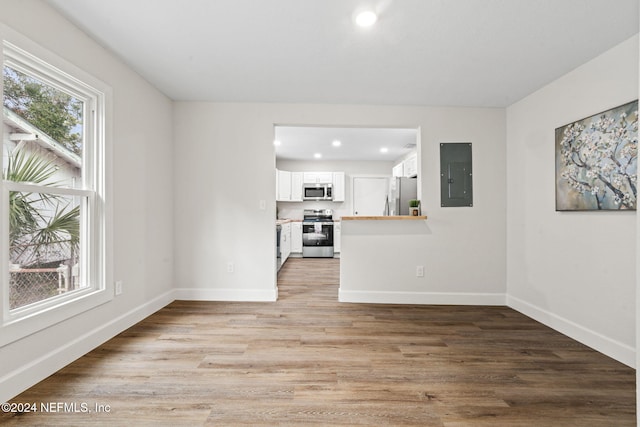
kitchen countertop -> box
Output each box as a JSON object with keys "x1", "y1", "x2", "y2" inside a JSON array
[
  {"x1": 277, "y1": 218, "x2": 342, "y2": 224},
  {"x1": 341, "y1": 215, "x2": 427, "y2": 221},
  {"x1": 276, "y1": 219, "x2": 306, "y2": 224}
]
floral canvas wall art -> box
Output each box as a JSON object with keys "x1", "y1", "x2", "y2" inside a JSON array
[{"x1": 555, "y1": 100, "x2": 638, "y2": 211}]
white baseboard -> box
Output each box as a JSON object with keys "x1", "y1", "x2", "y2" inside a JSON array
[
  {"x1": 0, "y1": 290, "x2": 175, "y2": 403},
  {"x1": 507, "y1": 295, "x2": 635, "y2": 368},
  {"x1": 174, "y1": 287, "x2": 277, "y2": 302},
  {"x1": 338, "y1": 289, "x2": 506, "y2": 305}
]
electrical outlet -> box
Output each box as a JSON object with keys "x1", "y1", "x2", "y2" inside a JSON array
[
  {"x1": 259, "y1": 199, "x2": 266, "y2": 210},
  {"x1": 227, "y1": 262, "x2": 234, "y2": 273},
  {"x1": 115, "y1": 280, "x2": 123, "y2": 295},
  {"x1": 416, "y1": 266, "x2": 424, "y2": 277}
]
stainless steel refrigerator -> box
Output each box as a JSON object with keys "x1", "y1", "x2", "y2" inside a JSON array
[{"x1": 389, "y1": 177, "x2": 418, "y2": 216}]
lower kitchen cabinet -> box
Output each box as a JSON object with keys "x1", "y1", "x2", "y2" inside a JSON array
[
  {"x1": 281, "y1": 222, "x2": 291, "y2": 263},
  {"x1": 291, "y1": 222, "x2": 302, "y2": 254}
]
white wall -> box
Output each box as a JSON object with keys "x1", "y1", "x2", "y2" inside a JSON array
[
  {"x1": 174, "y1": 102, "x2": 506, "y2": 303},
  {"x1": 0, "y1": 0, "x2": 174, "y2": 401},
  {"x1": 276, "y1": 159, "x2": 393, "y2": 220},
  {"x1": 506, "y1": 35, "x2": 639, "y2": 367}
]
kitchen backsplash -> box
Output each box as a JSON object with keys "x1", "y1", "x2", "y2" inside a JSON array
[{"x1": 277, "y1": 201, "x2": 350, "y2": 220}]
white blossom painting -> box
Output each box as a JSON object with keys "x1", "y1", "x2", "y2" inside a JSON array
[{"x1": 556, "y1": 100, "x2": 638, "y2": 211}]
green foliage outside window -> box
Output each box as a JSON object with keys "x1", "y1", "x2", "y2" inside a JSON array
[{"x1": 3, "y1": 66, "x2": 83, "y2": 155}]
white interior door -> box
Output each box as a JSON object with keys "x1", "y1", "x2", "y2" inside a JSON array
[{"x1": 352, "y1": 177, "x2": 388, "y2": 216}]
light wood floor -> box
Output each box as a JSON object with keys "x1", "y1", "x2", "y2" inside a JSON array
[{"x1": 2, "y1": 258, "x2": 635, "y2": 426}]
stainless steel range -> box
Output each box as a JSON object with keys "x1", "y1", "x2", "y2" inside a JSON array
[{"x1": 302, "y1": 209, "x2": 334, "y2": 258}]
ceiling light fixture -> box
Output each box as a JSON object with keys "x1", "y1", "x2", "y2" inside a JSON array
[
  {"x1": 380, "y1": 147, "x2": 388, "y2": 153},
  {"x1": 332, "y1": 140, "x2": 341, "y2": 147},
  {"x1": 314, "y1": 153, "x2": 322, "y2": 159},
  {"x1": 273, "y1": 139, "x2": 281, "y2": 146},
  {"x1": 355, "y1": 10, "x2": 377, "y2": 27}
]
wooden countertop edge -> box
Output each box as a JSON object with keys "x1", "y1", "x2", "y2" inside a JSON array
[
  {"x1": 341, "y1": 215, "x2": 427, "y2": 221},
  {"x1": 277, "y1": 217, "x2": 426, "y2": 224},
  {"x1": 276, "y1": 219, "x2": 303, "y2": 224}
]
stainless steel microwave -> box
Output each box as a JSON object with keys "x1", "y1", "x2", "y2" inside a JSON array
[{"x1": 303, "y1": 183, "x2": 333, "y2": 201}]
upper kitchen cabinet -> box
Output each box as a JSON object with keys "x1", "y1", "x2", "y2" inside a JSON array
[
  {"x1": 303, "y1": 172, "x2": 333, "y2": 184},
  {"x1": 404, "y1": 154, "x2": 418, "y2": 177},
  {"x1": 333, "y1": 172, "x2": 345, "y2": 202},
  {"x1": 276, "y1": 169, "x2": 292, "y2": 201},
  {"x1": 392, "y1": 162, "x2": 404, "y2": 177},
  {"x1": 276, "y1": 170, "x2": 303, "y2": 202},
  {"x1": 392, "y1": 153, "x2": 418, "y2": 178},
  {"x1": 278, "y1": 169, "x2": 344, "y2": 203},
  {"x1": 291, "y1": 172, "x2": 303, "y2": 202}
]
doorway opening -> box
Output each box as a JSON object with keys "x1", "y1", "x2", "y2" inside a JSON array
[{"x1": 273, "y1": 125, "x2": 421, "y2": 298}]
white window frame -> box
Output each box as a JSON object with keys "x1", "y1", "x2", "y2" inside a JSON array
[{"x1": 0, "y1": 25, "x2": 113, "y2": 346}]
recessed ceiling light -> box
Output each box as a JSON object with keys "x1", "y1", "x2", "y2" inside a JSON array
[
  {"x1": 314, "y1": 153, "x2": 322, "y2": 159},
  {"x1": 355, "y1": 10, "x2": 377, "y2": 27},
  {"x1": 332, "y1": 140, "x2": 341, "y2": 147},
  {"x1": 273, "y1": 139, "x2": 281, "y2": 146},
  {"x1": 380, "y1": 147, "x2": 389, "y2": 153}
]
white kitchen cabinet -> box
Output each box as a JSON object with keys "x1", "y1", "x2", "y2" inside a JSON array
[
  {"x1": 276, "y1": 169, "x2": 292, "y2": 201},
  {"x1": 404, "y1": 154, "x2": 418, "y2": 177},
  {"x1": 333, "y1": 221, "x2": 341, "y2": 253},
  {"x1": 281, "y1": 222, "x2": 291, "y2": 263},
  {"x1": 291, "y1": 222, "x2": 302, "y2": 253},
  {"x1": 332, "y1": 172, "x2": 345, "y2": 202},
  {"x1": 318, "y1": 172, "x2": 333, "y2": 183},
  {"x1": 392, "y1": 154, "x2": 418, "y2": 178},
  {"x1": 291, "y1": 172, "x2": 303, "y2": 202},
  {"x1": 276, "y1": 170, "x2": 303, "y2": 202},
  {"x1": 392, "y1": 162, "x2": 404, "y2": 177},
  {"x1": 284, "y1": 170, "x2": 343, "y2": 202},
  {"x1": 302, "y1": 172, "x2": 316, "y2": 183},
  {"x1": 303, "y1": 171, "x2": 333, "y2": 184}
]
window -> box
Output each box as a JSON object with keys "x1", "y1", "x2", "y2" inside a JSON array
[{"x1": 0, "y1": 28, "x2": 111, "y2": 345}]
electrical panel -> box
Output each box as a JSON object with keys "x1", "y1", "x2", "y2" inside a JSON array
[{"x1": 440, "y1": 143, "x2": 473, "y2": 207}]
